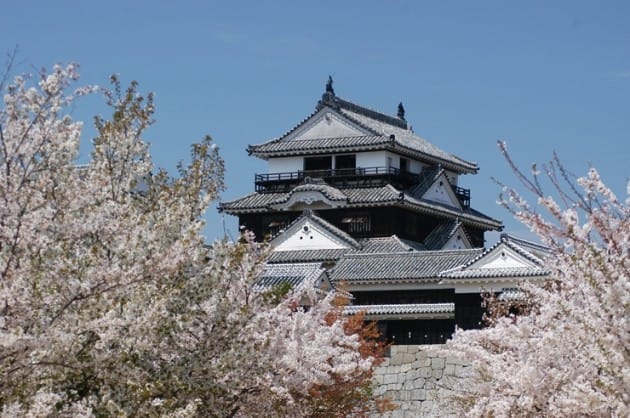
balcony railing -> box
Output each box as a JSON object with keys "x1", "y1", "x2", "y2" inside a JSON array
[
  {"x1": 451, "y1": 185, "x2": 470, "y2": 208},
  {"x1": 255, "y1": 166, "x2": 418, "y2": 192},
  {"x1": 254, "y1": 167, "x2": 472, "y2": 207}
]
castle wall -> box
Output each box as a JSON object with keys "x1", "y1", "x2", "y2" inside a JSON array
[{"x1": 372, "y1": 345, "x2": 471, "y2": 417}]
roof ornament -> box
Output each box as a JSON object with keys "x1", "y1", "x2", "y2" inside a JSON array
[
  {"x1": 317, "y1": 75, "x2": 338, "y2": 110},
  {"x1": 325, "y1": 75, "x2": 335, "y2": 95},
  {"x1": 397, "y1": 102, "x2": 406, "y2": 120}
]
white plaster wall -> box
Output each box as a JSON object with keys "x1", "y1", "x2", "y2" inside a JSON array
[
  {"x1": 296, "y1": 113, "x2": 363, "y2": 139},
  {"x1": 445, "y1": 170, "x2": 459, "y2": 186},
  {"x1": 481, "y1": 250, "x2": 531, "y2": 269},
  {"x1": 424, "y1": 182, "x2": 458, "y2": 206},
  {"x1": 268, "y1": 157, "x2": 303, "y2": 173},
  {"x1": 356, "y1": 151, "x2": 423, "y2": 174},
  {"x1": 357, "y1": 151, "x2": 389, "y2": 168},
  {"x1": 443, "y1": 233, "x2": 471, "y2": 250},
  {"x1": 274, "y1": 222, "x2": 347, "y2": 250}
]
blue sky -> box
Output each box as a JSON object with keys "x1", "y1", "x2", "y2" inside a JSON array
[{"x1": 3, "y1": 1, "x2": 629, "y2": 243}]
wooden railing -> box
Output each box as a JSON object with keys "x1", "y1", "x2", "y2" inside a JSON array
[
  {"x1": 451, "y1": 185, "x2": 471, "y2": 208},
  {"x1": 255, "y1": 166, "x2": 418, "y2": 192},
  {"x1": 254, "y1": 167, "x2": 472, "y2": 207}
]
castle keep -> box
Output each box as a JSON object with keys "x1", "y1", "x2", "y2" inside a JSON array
[{"x1": 220, "y1": 79, "x2": 547, "y2": 344}]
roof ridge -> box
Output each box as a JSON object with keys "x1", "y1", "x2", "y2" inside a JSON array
[
  {"x1": 253, "y1": 99, "x2": 393, "y2": 147},
  {"x1": 333, "y1": 96, "x2": 409, "y2": 130},
  {"x1": 262, "y1": 107, "x2": 321, "y2": 145},
  {"x1": 263, "y1": 261, "x2": 324, "y2": 268},
  {"x1": 389, "y1": 234, "x2": 413, "y2": 251},
  {"x1": 345, "y1": 247, "x2": 483, "y2": 258},
  {"x1": 501, "y1": 233, "x2": 549, "y2": 253},
  {"x1": 502, "y1": 239, "x2": 546, "y2": 266}
]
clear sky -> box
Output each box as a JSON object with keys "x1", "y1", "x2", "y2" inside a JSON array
[{"x1": 3, "y1": 1, "x2": 629, "y2": 243}]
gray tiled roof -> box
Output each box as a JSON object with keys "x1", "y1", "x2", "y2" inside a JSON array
[
  {"x1": 439, "y1": 267, "x2": 547, "y2": 279},
  {"x1": 267, "y1": 248, "x2": 348, "y2": 263},
  {"x1": 500, "y1": 234, "x2": 550, "y2": 260},
  {"x1": 219, "y1": 183, "x2": 502, "y2": 230},
  {"x1": 274, "y1": 182, "x2": 348, "y2": 203},
  {"x1": 344, "y1": 303, "x2": 455, "y2": 316},
  {"x1": 249, "y1": 135, "x2": 391, "y2": 155},
  {"x1": 267, "y1": 235, "x2": 425, "y2": 264},
  {"x1": 340, "y1": 184, "x2": 401, "y2": 204},
  {"x1": 498, "y1": 289, "x2": 526, "y2": 301},
  {"x1": 357, "y1": 235, "x2": 421, "y2": 253},
  {"x1": 397, "y1": 238, "x2": 428, "y2": 251},
  {"x1": 219, "y1": 191, "x2": 285, "y2": 211},
  {"x1": 330, "y1": 249, "x2": 483, "y2": 284},
  {"x1": 339, "y1": 106, "x2": 477, "y2": 173},
  {"x1": 255, "y1": 262, "x2": 325, "y2": 289},
  {"x1": 248, "y1": 95, "x2": 478, "y2": 174}
]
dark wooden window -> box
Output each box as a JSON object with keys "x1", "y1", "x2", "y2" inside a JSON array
[
  {"x1": 403, "y1": 211, "x2": 417, "y2": 238},
  {"x1": 262, "y1": 214, "x2": 294, "y2": 237},
  {"x1": 341, "y1": 213, "x2": 371, "y2": 234},
  {"x1": 455, "y1": 293, "x2": 485, "y2": 330},
  {"x1": 304, "y1": 156, "x2": 332, "y2": 171},
  {"x1": 335, "y1": 154, "x2": 356, "y2": 170}
]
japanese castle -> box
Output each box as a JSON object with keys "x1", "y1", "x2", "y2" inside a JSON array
[{"x1": 220, "y1": 78, "x2": 547, "y2": 344}]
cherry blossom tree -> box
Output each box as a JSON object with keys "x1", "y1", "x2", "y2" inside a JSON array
[
  {"x1": 0, "y1": 64, "x2": 384, "y2": 417},
  {"x1": 442, "y1": 143, "x2": 629, "y2": 417}
]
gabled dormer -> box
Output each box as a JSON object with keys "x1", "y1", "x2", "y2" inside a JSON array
[
  {"x1": 439, "y1": 234, "x2": 548, "y2": 283},
  {"x1": 271, "y1": 209, "x2": 361, "y2": 251},
  {"x1": 410, "y1": 167, "x2": 470, "y2": 209},
  {"x1": 424, "y1": 221, "x2": 473, "y2": 250},
  {"x1": 423, "y1": 173, "x2": 462, "y2": 208}
]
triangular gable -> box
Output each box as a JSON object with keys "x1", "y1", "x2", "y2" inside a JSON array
[
  {"x1": 271, "y1": 211, "x2": 360, "y2": 251},
  {"x1": 437, "y1": 235, "x2": 548, "y2": 283},
  {"x1": 283, "y1": 108, "x2": 370, "y2": 141},
  {"x1": 441, "y1": 223, "x2": 473, "y2": 250},
  {"x1": 465, "y1": 243, "x2": 539, "y2": 270},
  {"x1": 419, "y1": 171, "x2": 462, "y2": 209}
]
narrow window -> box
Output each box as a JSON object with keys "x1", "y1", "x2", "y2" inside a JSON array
[{"x1": 400, "y1": 157, "x2": 409, "y2": 173}]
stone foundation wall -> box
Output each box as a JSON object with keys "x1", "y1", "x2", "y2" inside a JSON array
[{"x1": 372, "y1": 345, "x2": 471, "y2": 417}]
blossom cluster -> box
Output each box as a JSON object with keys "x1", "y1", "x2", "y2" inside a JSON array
[
  {"x1": 441, "y1": 145, "x2": 629, "y2": 417},
  {"x1": 0, "y1": 65, "x2": 381, "y2": 417}
]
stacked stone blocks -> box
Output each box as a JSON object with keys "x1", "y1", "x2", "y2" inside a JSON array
[{"x1": 372, "y1": 345, "x2": 471, "y2": 417}]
